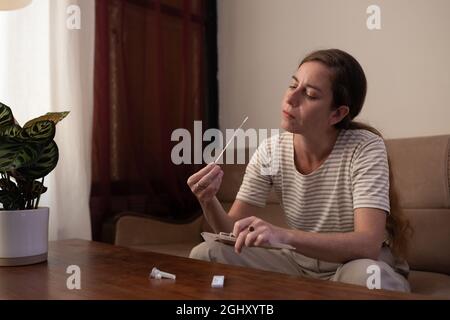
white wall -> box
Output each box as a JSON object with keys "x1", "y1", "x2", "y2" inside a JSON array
[{"x1": 217, "y1": 0, "x2": 450, "y2": 139}]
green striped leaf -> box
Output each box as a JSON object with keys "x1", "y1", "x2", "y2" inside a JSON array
[
  {"x1": 23, "y1": 111, "x2": 69, "y2": 128},
  {"x1": 0, "y1": 178, "x2": 18, "y2": 192},
  {"x1": 15, "y1": 179, "x2": 47, "y2": 200},
  {"x1": 0, "y1": 189, "x2": 25, "y2": 210},
  {"x1": 17, "y1": 141, "x2": 59, "y2": 179},
  {"x1": 0, "y1": 124, "x2": 25, "y2": 143},
  {"x1": 31, "y1": 180, "x2": 47, "y2": 198},
  {"x1": 0, "y1": 102, "x2": 14, "y2": 128},
  {"x1": 0, "y1": 142, "x2": 40, "y2": 172},
  {"x1": 23, "y1": 120, "x2": 55, "y2": 144},
  {"x1": 0, "y1": 190, "x2": 14, "y2": 209}
]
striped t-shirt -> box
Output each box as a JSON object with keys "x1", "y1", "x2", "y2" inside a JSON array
[{"x1": 236, "y1": 129, "x2": 390, "y2": 233}]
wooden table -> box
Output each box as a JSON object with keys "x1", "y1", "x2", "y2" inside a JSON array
[{"x1": 0, "y1": 239, "x2": 426, "y2": 300}]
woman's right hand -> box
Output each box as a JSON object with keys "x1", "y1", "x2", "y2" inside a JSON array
[{"x1": 187, "y1": 163, "x2": 224, "y2": 204}]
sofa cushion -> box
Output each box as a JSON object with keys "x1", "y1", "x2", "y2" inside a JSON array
[
  {"x1": 115, "y1": 214, "x2": 203, "y2": 247},
  {"x1": 130, "y1": 243, "x2": 197, "y2": 258},
  {"x1": 404, "y1": 209, "x2": 450, "y2": 275},
  {"x1": 408, "y1": 270, "x2": 450, "y2": 298},
  {"x1": 217, "y1": 163, "x2": 246, "y2": 203},
  {"x1": 385, "y1": 135, "x2": 450, "y2": 209}
]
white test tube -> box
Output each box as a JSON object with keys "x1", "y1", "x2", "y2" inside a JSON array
[{"x1": 150, "y1": 267, "x2": 176, "y2": 280}]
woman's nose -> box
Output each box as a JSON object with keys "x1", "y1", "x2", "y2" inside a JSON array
[{"x1": 287, "y1": 89, "x2": 301, "y2": 107}]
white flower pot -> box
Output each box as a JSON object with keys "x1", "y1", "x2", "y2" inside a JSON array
[{"x1": 0, "y1": 207, "x2": 49, "y2": 266}]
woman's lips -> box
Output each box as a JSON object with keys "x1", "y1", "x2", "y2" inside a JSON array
[{"x1": 282, "y1": 110, "x2": 295, "y2": 119}]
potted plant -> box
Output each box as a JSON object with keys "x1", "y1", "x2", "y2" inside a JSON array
[{"x1": 0, "y1": 101, "x2": 68, "y2": 266}]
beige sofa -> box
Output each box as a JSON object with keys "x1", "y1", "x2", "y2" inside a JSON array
[{"x1": 115, "y1": 134, "x2": 450, "y2": 298}]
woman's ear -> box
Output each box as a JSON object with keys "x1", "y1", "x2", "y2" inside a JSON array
[{"x1": 329, "y1": 105, "x2": 350, "y2": 126}]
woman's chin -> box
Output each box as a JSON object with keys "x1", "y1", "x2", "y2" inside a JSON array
[
  {"x1": 281, "y1": 119, "x2": 292, "y2": 131},
  {"x1": 281, "y1": 119, "x2": 300, "y2": 134}
]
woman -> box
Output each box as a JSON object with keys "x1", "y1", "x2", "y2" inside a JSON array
[{"x1": 187, "y1": 49, "x2": 411, "y2": 292}]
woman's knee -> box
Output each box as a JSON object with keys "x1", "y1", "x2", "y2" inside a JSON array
[
  {"x1": 332, "y1": 259, "x2": 410, "y2": 293},
  {"x1": 189, "y1": 241, "x2": 234, "y2": 263},
  {"x1": 189, "y1": 242, "x2": 212, "y2": 261}
]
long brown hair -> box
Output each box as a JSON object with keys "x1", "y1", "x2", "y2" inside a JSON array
[{"x1": 300, "y1": 49, "x2": 412, "y2": 259}]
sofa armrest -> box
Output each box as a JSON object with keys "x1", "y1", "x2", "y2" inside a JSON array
[{"x1": 114, "y1": 212, "x2": 204, "y2": 247}]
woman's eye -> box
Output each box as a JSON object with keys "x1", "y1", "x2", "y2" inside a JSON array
[
  {"x1": 305, "y1": 92, "x2": 317, "y2": 100},
  {"x1": 287, "y1": 85, "x2": 318, "y2": 99}
]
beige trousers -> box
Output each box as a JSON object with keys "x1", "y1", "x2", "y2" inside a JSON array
[{"x1": 189, "y1": 241, "x2": 410, "y2": 293}]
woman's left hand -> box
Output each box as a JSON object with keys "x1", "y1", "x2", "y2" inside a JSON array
[{"x1": 232, "y1": 216, "x2": 288, "y2": 254}]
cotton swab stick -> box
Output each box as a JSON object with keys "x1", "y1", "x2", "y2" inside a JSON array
[{"x1": 213, "y1": 116, "x2": 248, "y2": 164}]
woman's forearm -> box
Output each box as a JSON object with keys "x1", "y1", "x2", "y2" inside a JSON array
[
  {"x1": 200, "y1": 196, "x2": 235, "y2": 234},
  {"x1": 283, "y1": 229, "x2": 382, "y2": 263}
]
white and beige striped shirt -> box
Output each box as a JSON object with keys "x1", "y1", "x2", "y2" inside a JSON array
[{"x1": 236, "y1": 129, "x2": 390, "y2": 233}]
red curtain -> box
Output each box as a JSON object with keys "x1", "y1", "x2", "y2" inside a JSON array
[{"x1": 91, "y1": 0, "x2": 212, "y2": 241}]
